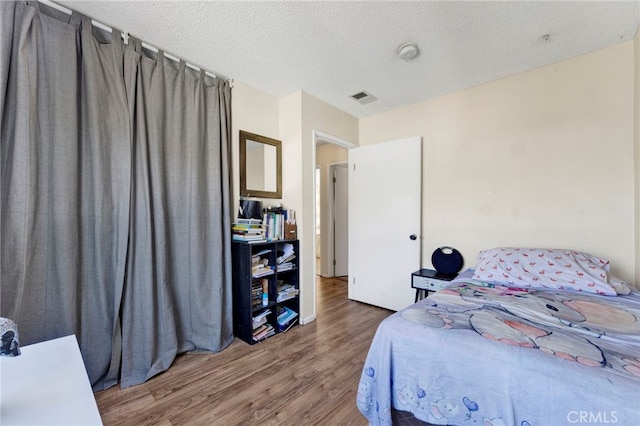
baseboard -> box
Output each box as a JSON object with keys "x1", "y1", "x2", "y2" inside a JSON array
[{"x1": 300, "y1": 314, "x2": 316, "y2": 325}]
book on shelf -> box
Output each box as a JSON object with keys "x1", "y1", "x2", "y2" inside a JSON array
[
  {"x1": 276, "y1": 243, "x2": 296, "y2": 271},
  {"x1": 277, "y1": 283, "x2": 300, "y2": 302},
  {"x1": 276, "y1": 305, "x2": 298, "y2": 328},
  {"x1": 251, "y1": 297, "x2": 263, "y2": 308},
  {"x1": 276, "y1": 243, "x2": 295, "y2": 264},
  {"x1": 252, "y1": 255, "x2": 268, "y2": 265},
  {"x1": 233, "y1": 234, "x2": 267, "y2": 242},
  {"x1": 232, "y1": 226, "x2": 265, "y2": 233},
  {"x1": 236, "y1": 218, "x2": 262, "y2": 225},
  {"x1": 233, "y1": 222, "x2": 265, "y2": 229},
  {"x1": 251, "y1": 257, "x2": 268, "y2": 271},
  {"x1": 233, "y1": 230, "x2": 264, "y2": 237},
  {"x1": 263, "y1": 212, "x2": 277, "y2": 241},
  {"x1": 233, "y1": 218, "x2": 266, "y2": 242},
  {"x1": 278, "y1": 318, "x2": 298, "y2": 333},
  {"x1": 252, "y1": 317, "x2": 268, "y2": 329},
  {"x1": 252, "y1": 266, "x2": 274, "y2": 278},
  {"x1": 232, "y1": 211, "x2": 295, "y2": 243},
  {"x1": 278, "y1": 254, "x2": 295, "y2": 264},
  {"x1": 251, "y1": 251, "x2": 274, "y2": 277},
  {"x1": 251, "y1": 324, "x2": 267, "y2": 339},
  {"x1": 252, "y1": 323, "x2": 275, "y2": 341},
  {"x1": 252, "y1": 309, "x2": 271, "y2": 329},
  {"x1": 260, "y1": 209, "x2": 296, "y2": 241},
  {"x1": 276, "y1": 262, "x2": 295, "y2": 272},
  {"x1": 251, "y1": 279, "x2": 270, "y2": 307}
]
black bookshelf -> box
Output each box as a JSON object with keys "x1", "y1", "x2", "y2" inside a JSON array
[{"x1": 231, "y1": 239, "x2": 300, "y2": 344}]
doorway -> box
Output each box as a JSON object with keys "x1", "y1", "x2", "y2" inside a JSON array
[{"x1": 313, "y1": 130, "x2": 356, "y2": 282}]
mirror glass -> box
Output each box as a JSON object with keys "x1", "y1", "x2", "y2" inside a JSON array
[
  {"x1": 246, "y1": 141, "x2": 277, "y2": 191},
  {"x1": 240, "y1": 130, "x2": 282, "y2": 199}
]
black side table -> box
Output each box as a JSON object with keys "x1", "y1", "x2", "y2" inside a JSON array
[{"x1": 411, "y1": 268, "x2": 456, "y2": 302}]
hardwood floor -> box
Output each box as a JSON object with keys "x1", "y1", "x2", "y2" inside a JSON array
[{"x1": 95, "y1": 274, "x2": 392, "y2": 426}]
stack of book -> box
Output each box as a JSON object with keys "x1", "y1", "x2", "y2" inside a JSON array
[
  {"x1": 277, "y1": 283, "x2": 299, "y2": 302},
  {"x1": 252, "y1": 309, "x2": 271, "y2": 330},
  {"x1": 251, "y1": 281, "x2": 265, "y2": 308},
  {"x1": 232, "y1": 218, "x2": 266, "y2": 242},
  {"x1": 252, "y1": 250, "x2": 274, "y2": 278},
  {"x1": 276, "y1": 305, "x2": 298, "y2": 331},
  {"x1": 263, "y1": 208, "x2": 296, "y2": 241},
  {"x1": 252, "y1": 323, "x2": 275, "y2": 341},
  {"x1": 263, "y1": 212, "x2": 282, "y2": 241},
  {"x1": 276, "y1": 243, "x2": 296, "y2": 272}
]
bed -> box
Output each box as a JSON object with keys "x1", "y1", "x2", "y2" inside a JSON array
[{"x1": 357, "y1": 247, "x2": 640, "y2": 426}]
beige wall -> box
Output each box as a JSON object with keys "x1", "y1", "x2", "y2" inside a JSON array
[
  {"x1": 299, "y1": 92, "x2": 358, "y2": 322},
  {"x1": 233, "y1": 85, "x2": 360, "y2": 323},
  {"x1": 230, "y1": 81, "x2": 280, "y2": 215},
  {"x1": 232, "y1": 40, "x2": 639, "y2": 322},
  {"x1": 360, "y1": 42, "x2": 637, "y2": 283},
  {"x1": 233, "y1": 89, "x2": 357, "y2": 323},
  {"x1": 635, "y1": 30, "x2": 640, "y2": 286},
  {"x1": 276, "y1": 91, "x2": 358, "y2": 322}
]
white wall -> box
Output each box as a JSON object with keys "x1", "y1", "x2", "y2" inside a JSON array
[{"x1": 360, "y1": 42, "x2": 637, "y2": 284}]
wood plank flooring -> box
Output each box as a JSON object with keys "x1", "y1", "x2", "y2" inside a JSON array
[{"x1": 94, "y1": 274, "x2": 392, "y2": 426}]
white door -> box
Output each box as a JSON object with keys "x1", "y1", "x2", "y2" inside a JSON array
[
  {"x1": 348, "y1": 136, "x2": 422, "y2": 311},
  {"x1": 333, "y1": 164, "x2": 348, "y2": 277}
]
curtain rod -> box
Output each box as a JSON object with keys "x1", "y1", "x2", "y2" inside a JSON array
[{"x1": 40, "y1": 0, "x2": 222, "y2": 80}]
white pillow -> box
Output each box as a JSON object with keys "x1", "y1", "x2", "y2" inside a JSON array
[{"x1": 472, "y1": 248, "x2": 625, "y2": 296}]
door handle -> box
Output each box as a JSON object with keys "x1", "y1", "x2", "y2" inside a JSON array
[{"x1": 409, "y1": 234, "x2": 417, "y2": 240}]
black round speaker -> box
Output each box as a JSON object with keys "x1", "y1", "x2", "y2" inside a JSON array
[{"x1": 431, "y1": 246, "x2": 463, "y2": 276}]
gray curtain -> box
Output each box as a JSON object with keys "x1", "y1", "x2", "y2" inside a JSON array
[
  {"x1": 120, "y1": 38, "x2": 234, "y2": 387},
  {"x1": 1, "y1": 1, "x2": 233, "y2": 390}
]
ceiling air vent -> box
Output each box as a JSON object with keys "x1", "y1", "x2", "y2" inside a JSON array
[{"x1": 350, "y1": 90, "x2": 377, "y2": 105}]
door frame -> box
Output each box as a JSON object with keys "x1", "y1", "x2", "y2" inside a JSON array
[{"x1": 312, "y1": 130, "x2": 357, "y2": 284}]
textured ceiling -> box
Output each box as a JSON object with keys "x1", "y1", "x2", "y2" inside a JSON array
[{"x1": 56, "y1": 0, "x2": 640, "y2": 118}]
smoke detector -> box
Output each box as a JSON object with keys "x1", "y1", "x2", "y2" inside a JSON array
[{"x1": 397, "y1": 43, "x2": 419, "y2": 61}]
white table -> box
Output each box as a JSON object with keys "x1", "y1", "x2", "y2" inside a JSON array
[{"x1": 0, "y1": 335, "x2": 103, "y2": 425}]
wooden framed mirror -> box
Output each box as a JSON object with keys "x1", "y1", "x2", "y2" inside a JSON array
[{"x1": 239, "y1": 130, "x2": 282, "y2": 199}]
